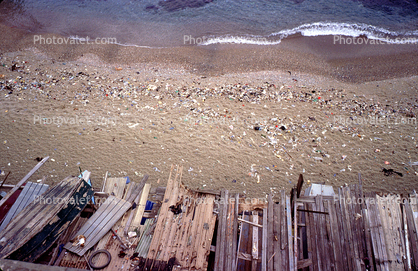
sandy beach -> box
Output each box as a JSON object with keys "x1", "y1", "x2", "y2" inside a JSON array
[{"x1": 1, "y1": 24, "x2": 417, "y2": 198}]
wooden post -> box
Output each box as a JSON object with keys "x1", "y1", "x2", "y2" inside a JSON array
[{"x1": 0, "y1": 156, "x2": 49, "y2": 208}]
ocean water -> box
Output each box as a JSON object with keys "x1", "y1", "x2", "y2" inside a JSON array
[{"x1": 1, "y1": 0, "x2": 418, "y2": 47}]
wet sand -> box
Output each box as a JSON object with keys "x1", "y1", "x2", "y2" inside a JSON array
[{"x1": 1, "y1": 24, "x2": 417, "y2": 197}]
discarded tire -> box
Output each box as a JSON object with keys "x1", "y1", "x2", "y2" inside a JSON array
[{"x1": 88, "y1": 249, "x2": 111, "y2": 269}]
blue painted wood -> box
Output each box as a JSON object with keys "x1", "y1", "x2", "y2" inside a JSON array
[{"x1": 8, "y1": 180, "x2": 93, "y2": 262}]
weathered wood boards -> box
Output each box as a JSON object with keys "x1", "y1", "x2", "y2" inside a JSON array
[
  {"x1": 64, "y1": 195, "x2": 132, "y2": 256},
  {"x1": 146, "y1": 165, "x2": 217, "y2": 270},
  {"x1": 0, "y1": 156, "x2": 49, "y2": 209},
  {"x1": 0, "y1": 176, "x2": 84, "y2": 259},
  {"x1": 0, "y1": 182, "x2": 49, "y2": 233},
  {"x1": 8, "y1": 180, "x2": 93, "y2": 262}
]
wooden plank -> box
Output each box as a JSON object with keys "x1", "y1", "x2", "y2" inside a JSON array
[
  {"x1": 286, "y1": 196, "x2": 294, "y2": 271},
  {"x1": 220, "y1": 190, "x2": 229, "y2": 270},
  {"x1": 344, "y1": 186, "x2": 362, "y2": 270},
  {"x1": 365, "y1": 193, "x2": 383, "y2": 271},
  {"x1": 281, "y1": 190, "x2": 288, "y2": 271},
  {"x1": 267, "y1": 194, "x2": 274, "y2": 271},
  {"x1": 129, "y1": 183, "x2": 151, "y2": 233},
  {"x1": 147, "y1": 165, "x2": 176, "y2": 260},
  {"x1": 273, "y1": 203, "x2": 280, "y2": 271},
  {"x1": 362, "y1": 207, "x2": 375, "y2": 271},
  {"x1": 373, "y1": 196, "x2": 390, "y2": 271},
  {"x1": 232, "y1": 193, "x2": 239, "y2": 271},
  {"x1": 312, "y1": 197, "x2": 324, "y2": 271},
  {"x1": 0, "y1": 177, "x2": 81, "y2": 258},
  {"x1": 238, "y1": 218, "x2": 263, "y2": 228},
  {"x1": 262, "y1": 208, "x2": 267, "y2": 271},
  {"x1": 195, "y1": 194, "x2": 217, "y2": 270},
  {"x1": 251, "y1": 210, "x2": 259, "y2": 271},
  {"x1": 339, "y1": 188, "x2": 354, "y2": 271},
  {"x1": 104, "y1": 177, "x2": 126, "y2": 199},
  {"x1": 326, "y1": 198, "x2": 344, "y2": 271},
  {"x1": 0, "y1": 156, "x2": 49, "y2": 208},
  {"x1": 405, "y1": 200, "x2": 418, "y2": 270},
  {"x1": 92, "y1": 176, "x2": 129, "y2": 265},
  {"x1": 296, "y1": 174, "x2": 304, "y2": 198},
  {"x1": 10, "y1": 180, "x2": 93, "y2": 262},
  {"x1": 226, "y1": 195, "x2": 235, "y2": 271},
  {"x1": 305, "y1": 202, "x2": 318, "y2": 271},
  {"x1": 316, "y1": 195, "x2": 331, "y2": 271},
  {"x1": 63, "y1": 196, "x2": 132, "y2": 256},
  {"x1": 153, "y1": 166, "x2": 181, "y2": 263},
  {"x1": 0, "y1": 182, "x2": 49, "y2": 233},
  {"x1": 237, "y1": 213, "x2": 251, "y2": 271},
  {"x1": 214, "y1": 190, "x2": 225, "y2": 271},
  {"x1": 123, "y1": 175, "x2": 149, "y2": 235},
  {"x1": 293, "y1": 189, "x2": 298, "y2": 271},
  {"x1": 377, "y1": 195, "x2": 404, "y2": 271}
]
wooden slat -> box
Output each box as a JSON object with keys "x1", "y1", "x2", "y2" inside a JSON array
[
  {"x1": 123, "y1": 175, "x2": 149, "y2": 235},
  {"x1": 280, "y1": 190, "x2": 288, "y2": 270},
  {"x1": 0, "y1": 182, "x2": 49, "y2": 233},
  {"x1": 103, "y1": 177, "x2": 127, "y2": 199},
  {"x1": 326, "y1": 198, "x2": 344, "y2": 270},
  {"x1": 315, "y1": 195, "x2": 330, "y2": 271},
  {"x1": 0, "y1": 176, "x2": 80, "y2": 258},
  {"x1": 251, "y1": 210, "x2": 259, "y2": 271},
  {"x1": 305, "y1": 202, "x2": 317, "y2": 271},
  {"x1": 374, "y1": 196, "x2": 390, "y2": 271},
  {"x1": 404, "y1": 200, "x2": 418, "y2": 270},
  {"x1": 10, "y1": 180, "x2": 93, "y2": 262},
  {"x1": 129, "y1": 183, "x2": 151, "y2": 234},
  {"x1": 365, "y1": 193, "x2": 383, "y2": 271},
  {"x1": 232, "y1": 193, "x2": 239, "y2": 271},
  {"x1": 293, "y1": 189, "x2": 298, "y2": 271},
  {"x1": 262, "y1": 208, "x2": 267, "y2": 271},
  {"x1": 0, "y1": 156, "x2": 49, "y2": 208},
  {"x1": 195, "y1": 194, "x2": 217, "y2": 270},
  {"x1": 147, "y1": 165, "x2": 176, "y2": 261},
  {"x1": 219, "y1": 190, "x2": 229, "y2": 270},
  {"x1": 226, "y1": 195, "x2": 235, "y2": 271},
  {"x1": 64, "y1": 196, "x2": 132, "y2": 256},
  {"x1": 267, "y1": 194, "x2": 274, "y2": 271},
  {"x1": 286, "y1": 195, "x2": 294, "y2": 270},
  {"x1": 273, "y1": 203, "x2": 280, "y2": 271},
  {"x1": 237, "y1": 213, "x2": 251, "y2": 270}
]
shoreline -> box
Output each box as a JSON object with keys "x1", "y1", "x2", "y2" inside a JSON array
[
  {"x1": 1, "y1": 23, "x2": 417, "y2": 197},
  {"x1": 1, "y1": 24, "x2": 418, "y2": 83}
]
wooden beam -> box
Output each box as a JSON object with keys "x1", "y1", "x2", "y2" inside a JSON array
[
  {"x1": 238, "y1": 218, "x2": 263, "y2": 228},
  {"x1": 296, "y1": 174, "x2": 304, "y2": 198},
  {"x1": 297, "y1": 209, "x2": 329, "y2": 215},
  {"x1": 0, "y1": 156, "x2": 49, "y2": 208}
]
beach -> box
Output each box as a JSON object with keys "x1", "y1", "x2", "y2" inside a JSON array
[{"x1": 1, "y1": 24, "x2": 417, "y2": 198}]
